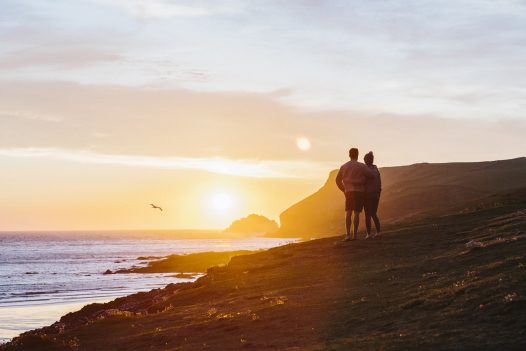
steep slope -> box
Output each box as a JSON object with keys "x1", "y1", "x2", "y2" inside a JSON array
[
  {"x1": 3, "y1": 190, "x2": 526, "y2": 350},
  {"x1": 279, "y1": 157, "x2": 526, "y2": 237}
]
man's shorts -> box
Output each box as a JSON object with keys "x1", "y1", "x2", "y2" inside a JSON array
[
  {"x1": 345, "y1": 191, "x2": 365, "y2": 212},
  {"x1": 364, "y1": 192, "x2": 380, "y2": 216}
]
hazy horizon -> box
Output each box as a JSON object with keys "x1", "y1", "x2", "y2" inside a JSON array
[{"x1": 2, "y1": 0, "x2": 526, "y2": 230}]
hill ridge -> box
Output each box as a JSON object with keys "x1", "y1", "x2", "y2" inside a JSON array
[{"x1": 278, "y1": 157, "x2": 526, "y2": 237}]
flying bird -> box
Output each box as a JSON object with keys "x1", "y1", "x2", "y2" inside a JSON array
[{"x1": 149, "y1": 203, "x2": 163, "y2": 211}]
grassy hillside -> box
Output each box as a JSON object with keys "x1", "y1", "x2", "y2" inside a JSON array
[
  {"x1": 278, "y1": 157, "x2": 526, "y2": 237},
  {"x1": 3, "y1": 189, "x2": 526, "y2": 350}
]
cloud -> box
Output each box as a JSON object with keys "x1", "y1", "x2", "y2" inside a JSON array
[
  {"x1": 0, "y1": 47, "x2": 122, "y2": 69},
  {"x1": 92, "y1": 132, "x2": 111, "y2": 139},
  {"x1": 0, "y1": 147, "x2": 330, "y2": 179},
  {"x1": 98, "y1": 0, "x2": 245, "y2": 19},
  {"x1": 0, "y1": 80, "x2": 524, "y2": 168},
  {"x1": 2, "y1": 1, "x2": 526, "y2": 117},
  {"x1": 0, "y1": 109, "x2": 62, "y2": 122}
]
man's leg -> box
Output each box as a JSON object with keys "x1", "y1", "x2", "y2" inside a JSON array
[
  {"x1": 345, "y1": 210, "x2": 352, "y2": 239},
  {"x1": 352, "y1": 210, "x2": 360, "y2": 239}
]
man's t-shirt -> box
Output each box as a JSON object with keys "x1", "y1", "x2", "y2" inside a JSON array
[{"x1": 336, "y1": 160, "x2": 372, "y2": 193}]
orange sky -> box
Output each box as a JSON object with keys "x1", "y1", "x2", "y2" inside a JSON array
[
  {"x1": 1, "y1": 82, "x2": 523, "y2": 230},
  {"x1": 1, "y1": 1, "x2": 525, "y2": 230}
]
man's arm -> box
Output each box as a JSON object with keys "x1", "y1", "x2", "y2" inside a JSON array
[{"x1": 335, "y1": 168, "x2": 345, "y2": 193}]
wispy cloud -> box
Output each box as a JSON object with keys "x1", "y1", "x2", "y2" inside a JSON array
[
  {"x1": 3, "y1": 1, "x2": 526, "y2": 118},
  {"x1": 0, "y1": 148, "x2": 330, "y2": 179},
  {"x1": 0, "y1": 47, "x2": 122, "y2": 69},
  {"x1": 0, "y1": 110, "x2": 62, "y2": 123},
  {"x1": 99, "y1": 0, "x2": 245, "y2": 19}
]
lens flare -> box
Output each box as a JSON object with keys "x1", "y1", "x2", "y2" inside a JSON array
[{"x1": 296, "y1": 137, "x2": 311, "y2": 151}]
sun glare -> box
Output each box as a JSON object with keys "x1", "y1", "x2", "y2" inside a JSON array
[
  {"x1": 296, "y1": 137, "x2": 311, "y2": 151},
  {"x1": 209, "y1": 191, "x2": 235, "y2": 213}
]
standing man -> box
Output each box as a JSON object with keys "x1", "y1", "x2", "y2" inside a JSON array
[{"x1": 335, "y1": 148, "x2": 373, "y2": 241}]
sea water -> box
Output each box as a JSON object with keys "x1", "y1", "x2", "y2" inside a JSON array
[{"x1": 0, "y1": 231, "x2": 295, "y2": 342}]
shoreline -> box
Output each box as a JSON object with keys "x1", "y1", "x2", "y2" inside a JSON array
[
  {"x1": 0, "y1": 298, "x2": 114, "y2": 344},
  {"x1": 0, "y1": 273, "x2": 203, "y2": 343},
  {"x1": 0, "y1": 237, "x2": 296, "y2": 343}
]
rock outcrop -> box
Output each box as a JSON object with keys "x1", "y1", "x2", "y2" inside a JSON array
[{"x1": 224, "y1": 214, "x2": 279, "y2": 235}]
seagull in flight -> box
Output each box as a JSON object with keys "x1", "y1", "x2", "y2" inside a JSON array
[{"x1": 149, "y1": 203, "x2": 163, "y2": 211}]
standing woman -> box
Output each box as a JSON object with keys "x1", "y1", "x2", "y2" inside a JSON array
[{"x1": 364, "y1": 152, "x2": 381, "y2": 238}]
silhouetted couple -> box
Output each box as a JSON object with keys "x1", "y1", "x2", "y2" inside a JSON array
[{"x1": 336, "y1": 147, "x2": 381, "y2": 241}]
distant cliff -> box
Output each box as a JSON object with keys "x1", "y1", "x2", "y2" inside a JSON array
[
  {"x1": 278, "y1": 157, "x2": 526, "y2": 237},
  {"x1": 224, "y1": 214, "x2": 279, "y2": 235}
]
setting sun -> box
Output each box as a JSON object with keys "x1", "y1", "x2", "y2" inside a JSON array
[{"x1": 208, "y1": 191, "x2": 236, "y2": 214}]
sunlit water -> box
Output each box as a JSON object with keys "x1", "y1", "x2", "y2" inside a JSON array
[{"x1": 0, "y1": 232, "x2": 296, "y2": 342}]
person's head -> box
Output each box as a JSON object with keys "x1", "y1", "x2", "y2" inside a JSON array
[
  {"x1": 364, "y1": 151, "x2": 374, "y2": 166},
  {"x1": 349, "y1": 148, "x2": 359, "y2": 161}
]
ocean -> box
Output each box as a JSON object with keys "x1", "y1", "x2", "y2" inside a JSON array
[{"x1": 0, "y1": 231, "x2": 295, "y2": 342}]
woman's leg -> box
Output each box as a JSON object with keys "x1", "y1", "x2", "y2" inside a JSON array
[
  {"x1": 365, "y1": 215, "x2": 372, "y2": 237},
  {"x1": 372, "y1": 192, "x2": 381, "y2": 236},
  {"x1": 372, "y1": 214, "x2": 381, "y2": 234}
]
